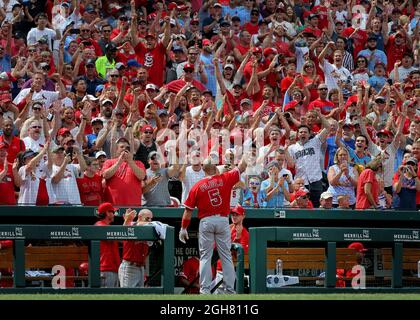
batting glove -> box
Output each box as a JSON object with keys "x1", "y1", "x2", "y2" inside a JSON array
[{"x1": 179, "y1": 228, "x2": 189, "y2": 244}]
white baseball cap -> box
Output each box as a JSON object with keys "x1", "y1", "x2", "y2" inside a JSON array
[
  {"x1": 82, "y1": 94, "x2": 99, "y2": 102},
  {"x1": 95, "y1": 151, "x2": 107, "y2": 159},
  {"x1": 320, "y1": 192, "x2": 333, "y2": 200}
]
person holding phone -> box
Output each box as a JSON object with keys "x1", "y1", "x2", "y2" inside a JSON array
[
  {"x1": 326, "y1": 147, "x2": 359, "y2": 208},
  {"x1": 393, "y1": 157, "x2": 420, "y2": 210},
  {"x1": 142, "y1": 151, "x2": 180, "y2": 207}
]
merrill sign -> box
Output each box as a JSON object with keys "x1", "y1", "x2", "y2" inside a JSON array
[
  {"x1": 344, "y1": 230, "x2": 371, "y2": 241},
  {"x1": 292, "y1": 229, "x2": 321, "y2": 240},
  {"x1": 106, "y1": 228, "x2": 137, "y2": 240},
  {"x1": 50, "y1": 227, "x2": 82, "y2": 240},
  {"x1": 0, "y1": 227, "x2": 25, "y2": 239},
  {"x1": 393, "y1": 231, "x2": 420, "y2": 242}
]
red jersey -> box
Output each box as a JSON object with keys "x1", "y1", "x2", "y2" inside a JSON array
[
  {"x1": 308, "y1": 98, "x2": 336, "y2": 116},
  {"x1": 165, "y1": 78, "x2": 207, "y2": 93},
  {"x1": 217, "y1": 225, "x2": 249, "y2": 271},
  {"x1": 94, "y1": 220, "x2": 121, "y2": 272},
  {"x1": 134, "y1": 42, "x2": 166, "y2": 87},
  {"x1": 386, "y1": 36, "x2": 409, "y2": 73},
  {"x1": 76, "y1": 174, "x2": 103, "y2": 206},
  {"x1": 0, "y1": 163, "x2": 15, "y2": 205},
  {"x1": 356, "y1": 169, "x2": 379, "y2": 209},
  {"x1": 102, "y1": 159, "x2": 145, "y2": 206},
  {"x1": 342, "y1": 28, "x2": 367, "y2": 58},
  {"x1": 179, "y1": 256, "x2": 200, "y2": 294},
  {"x1": 243, "y1": 22, "x2": 259, "y2": 35},
  {"x1": 0, "y1": 136, "x2": 25, "y2": 163},
  {"x1": 223, "y1": 90, "x2": 248, "y2": 115},
  {"x1": 122, "y1": 240, "x2": 149, "y2": 266},
  {"x1": 184, "y1": 167, "x2": 240, "y2": 219}
]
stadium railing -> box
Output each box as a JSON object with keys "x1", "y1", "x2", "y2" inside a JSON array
[
  {"x1": 249, "y1": 227, "x2": 420, "y2": 293},
  {"x1": 0, "y1": 225, "x2": 174, "y2": 294}
]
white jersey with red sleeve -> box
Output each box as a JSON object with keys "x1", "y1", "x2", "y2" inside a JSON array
[{"x1": 183, "y1": 168, "x2": 240, "y2": 219}]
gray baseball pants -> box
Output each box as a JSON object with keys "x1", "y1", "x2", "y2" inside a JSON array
[
  {"x1": 101, "y1": 271, "x2": 119, "y2": 288},
  {"x1": 199, "y1": 215, "x2": 235, "y2": 294}
]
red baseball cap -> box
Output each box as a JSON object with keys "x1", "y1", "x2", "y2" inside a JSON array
[
  {"x1": 145, "y1": 33, "x2": 156, "y2": 39},
  {"x1": 263, "y1": 47, "x2": 277, "y2": 57},
  {"x1": 348, "y1": 242, "x2": 368, "y2": 253},
  {"x1": 284, "y1": 100, "x2": 299, "y2": 111},
  {"x1": 345, "y1": 95, "x2": 358, "y2": 108},
  {"x1": 58, "y1": 127, "x2": 71, "y2": 136},
  {"x1": 183, "y1": 63, "x2": 195, "y2": 71},
  {"x1": 295, "y1": 188, "x2": 309, "y2": 198},
  {"x1": 252, "y1": 47, "x2": 262, "y2": 54},
  {"x1": 141, "y1": 124, "x2": 154, "y2": 132},
  {"x1": 231, "y1": 204, "x2": 245, "y2": 216},
  {"x1": 167, "y1": 2, "x2": 177, "y2": 10},
  {"x1": 97, "y1": 202, "x2": 117, "y2": 214},
  {"x1": 202, "y1": 39, "x2": 211, "y2": 46},
  {"x1": 376, "y1": 129, "x2": 392, "y2": 137}
]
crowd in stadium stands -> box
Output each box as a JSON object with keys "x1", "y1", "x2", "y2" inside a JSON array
[{"x1": 1, "y1": 0, "x2": 420, "y2": 210}]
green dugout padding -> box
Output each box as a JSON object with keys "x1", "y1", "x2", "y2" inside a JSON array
[
  {"x1": 1, "y1": 206, "x2": 420, "y2": 222},
  {"x1": 249, "y1": 227, "x2": 420, "y2": 294},
  {"x1": 0, "y1": 225, "x2": 175, "y2": 294}
]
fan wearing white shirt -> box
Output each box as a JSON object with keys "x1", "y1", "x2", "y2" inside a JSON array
[
  {"x1": 17, "y1": 142, "x2": 57, "y2": 205},
  {"x1": 318, "y1": 42, "x2": 352, "y2": 93},
  {"x1": 13, "y1": 72, "x2": 66, "y2": 114},
  {"x1": 51, "y1": 144, "x2": 87, "y2": 205},
  {"x1": 286, "y1": 110, "x2": 331, "y2": 208},
  {"x1": 26, "y1": 13, "x2": 61, "y2": 51}
]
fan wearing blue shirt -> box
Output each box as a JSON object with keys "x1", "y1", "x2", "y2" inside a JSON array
[
  {"x1": 260, "y1": 160, "x2": 290, "y2": 208},
  {"x1": 357, "y1": 35, "x2": 387, "y2": 72}
]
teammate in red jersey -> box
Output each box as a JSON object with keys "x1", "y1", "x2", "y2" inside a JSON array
[
  {"x1": 94, "y1": 202, "x2": 121, "y2": 287},
  {"x1": 180, "y1": 154, "x2": 249, "y2": 294}
]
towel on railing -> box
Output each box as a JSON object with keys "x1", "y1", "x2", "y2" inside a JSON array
[{"x1": 147, "y1": 221, "x2": 168, "y2": 240}]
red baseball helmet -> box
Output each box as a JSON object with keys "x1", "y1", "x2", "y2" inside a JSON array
[{"x1": 78, "y1": 262, "x2": 89, "y2": 276}]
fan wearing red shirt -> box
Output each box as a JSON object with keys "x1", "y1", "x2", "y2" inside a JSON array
[
  {"x1": 179, "y1": 155, "x2": 248, "y2": 294},
  {"x1": 243, "y1": 8, "x2": 260, "y2": 35},
  {"x1": 77, "y1": 158, "x2": 103, "y2": 206},
  {"x1": 110, "y1": 15, "x2": 130, "y2": 43},
  {"x1": 385, "y1": 31, "x2": 411, "y2": 73},
  {"x1": 94, "y1": 202, "x2": 121, "y2": 288},
  {"x1": 355, "y1": 159, "x2": 381, "y2": 209},
  {"x1": 101, "y1": 137, "x2": 146, "y2": 206},
  {"x1": 130, "y1": 14, "x2": 172, "y2": 87},
  {"x1": 302, "y1": 14, "x2": 323, "y2": 38},
  {"x1": 342, "y1": 27, "x2": 368, "y2": 59},
  {"x1": 214, "y1": 205, "x2": 249, "y2": 292},
  {"x1": 0, "y1": 118, "x2": 25, "y2": 163},
  {"x1": 252, "y1": 84, "x2": 280, "y2": 117},
  {"x1": 308, "y1": 83, "x2": 336, "y2": 116},
  {"x1": 0, "y1": 142, "x2": 16, "y2": 205}
]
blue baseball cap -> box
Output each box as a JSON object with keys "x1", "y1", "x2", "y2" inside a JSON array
[
  {"x1": 95, "y1": 84, "x2": 104, "y2": 92},
  {"x1": 127, "y1": 59, "x2": 142, "y2": 68}
]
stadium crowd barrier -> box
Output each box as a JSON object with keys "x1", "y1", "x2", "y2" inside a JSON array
[
  {"x1": 1, "y1": 207, "x2": 420, "y2": 294},
  {"x1": 249, "y1": 227, "x2": 420, "y2": 293},
  {"x1": 0, "y1": 225, "x2": 174, "y2": 294}
]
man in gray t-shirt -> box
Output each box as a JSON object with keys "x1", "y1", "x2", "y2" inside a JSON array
[{"x1": 143, "y1": 151, "x2": 180, "y2": 206}]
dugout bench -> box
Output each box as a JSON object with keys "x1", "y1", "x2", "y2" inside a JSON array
[
  {"x1": 248, "y1": 227, "x2": 420, "y2": 293},
  {"x1": 0, "y1": 225, "x2": 175, "y2": 294}
]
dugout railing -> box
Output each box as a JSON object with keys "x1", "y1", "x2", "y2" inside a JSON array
[
  {"x1": 0, "y1": 225, "x2": 174, "y2": 294},
  {"x1": 249, "y1": 227, "x2": 420, "y2": 293}
]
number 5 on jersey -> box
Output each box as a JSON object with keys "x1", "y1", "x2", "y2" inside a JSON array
[{"x1": 208, "y1": 189, "x2": 222, "y2": 207}]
